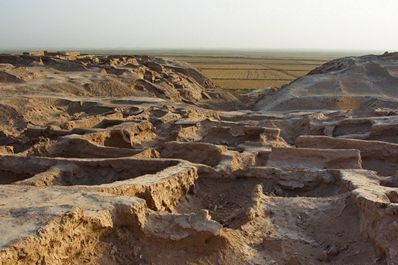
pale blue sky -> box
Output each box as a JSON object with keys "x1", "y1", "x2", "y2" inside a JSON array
[{"x1": 0, "y1": 0, "x2": 397, "y2": 51}]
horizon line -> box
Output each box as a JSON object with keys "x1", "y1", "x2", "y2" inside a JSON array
[{"x1": 0, "y1": 47, "x2": 391, "y2": 53}]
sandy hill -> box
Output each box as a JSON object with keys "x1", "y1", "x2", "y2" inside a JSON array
[
  {"x1": 0, "y1": 53, "x2": 237, "y2": 103},
  {"x1": 255, "y1": 52, "x2": 398, "y2": 115}
]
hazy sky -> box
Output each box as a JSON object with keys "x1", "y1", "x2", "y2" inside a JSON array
[{"x1": 0, "y1": 0, "x2": 397, "y2": 51}]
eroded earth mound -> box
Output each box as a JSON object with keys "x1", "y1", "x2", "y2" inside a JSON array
[
  {"x1": 255, "y1": 52, "x2": 398, "y2": 115},
  {"x1": 0, "y1": 52, "x2": 397, "y2": 265}
]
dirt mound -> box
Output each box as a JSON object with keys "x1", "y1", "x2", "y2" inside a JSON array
[
  {"x1": 0, "y1": 64, "x2": 42, "y2": 83},
  {"x1": 254, "y1": 52, "x2": 398, "y2": 115},
  {"x1": 0, "y1": 52, "x2": 397, "y2": 265},
  {"x1": 0, "y1": 53, "x2": 238, "y2": 106}
]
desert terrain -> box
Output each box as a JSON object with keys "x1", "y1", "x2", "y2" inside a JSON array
[{"x1": 0, "y1": 50, "x2": 397, "y2": 265}]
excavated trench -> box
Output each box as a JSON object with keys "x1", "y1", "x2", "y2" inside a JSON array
[
  {"x1": 0, "y1": 170, "x2": 35, "y2": 184},
  {"x1": 176, "y1": 178, "x2": 262, "y2": 228},
  {"x1": 176, "y1": 172, "x2": 347, "y2": 227},
  {"x1": 172, "y1": 170, "x2": 385, "y2": 264},
  {"x1": 49, "y1": 160, "x2": 179, "y2": 186},
  {"x1": 1, "y1": 107, "x2": 394, "y2": 265},
  {"x1": 0, "y1": 156, "x2": 180, "y2": 186}
]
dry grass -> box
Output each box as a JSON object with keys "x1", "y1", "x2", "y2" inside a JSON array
[
  {"x1": 202, "y1": 69, "x2": 293, "y2": 80},
  {"x1": 165, "y1": 55, "x2": 328, "y2": 91},
  {"x1": 285, "y1": 70, "x2": 311, "y2": 77},
  {"x1": 213, "y1": 79, "x2": 289, "y2": 89},
  {"x1": 192, "y1": 63, "x2": 269, "y2": 69},
  {"x1": 267, "y1": 64, "x2": 319, "y2": 70}
]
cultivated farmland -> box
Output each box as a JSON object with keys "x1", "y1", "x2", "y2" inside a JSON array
[{"x1": 165, "y1": 55, "x2": 331, "y2": 91}]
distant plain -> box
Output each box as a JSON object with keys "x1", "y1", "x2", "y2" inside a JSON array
[
  {"x1": 153, "y1": 50, "x2": 363, "y2": 92},
  {"x1": 130, "y1": 49, "x2": 375, "y2": 92},
  {"x1": 168, "y1": 55, "x2": 325, "y2": 91}
]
